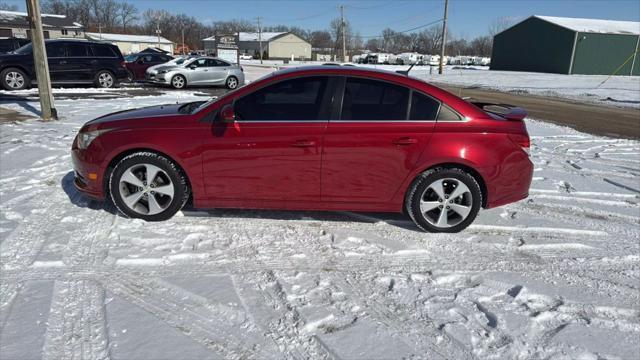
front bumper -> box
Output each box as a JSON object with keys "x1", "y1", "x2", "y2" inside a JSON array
[
  {"x1": 145, "y1": 72, "x2": 168, "y2": 83},
  {"x1": 71, "y1": 144, "x2": 105, "y2": 201}
]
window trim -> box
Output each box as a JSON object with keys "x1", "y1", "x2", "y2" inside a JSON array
[{"x1": 231, "y1": 75, "x2": 338, "y2": 123}]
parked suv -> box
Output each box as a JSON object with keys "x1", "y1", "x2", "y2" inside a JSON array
[
  {"x1": 124, "y1": 52, "x2": 173, "y2": 81},
  {"x1": 0, "y1": 37, "x2": 30, "y2": 54},
  {"x1": 0, "y1": 39, "x2": 129, "y2": 90}
]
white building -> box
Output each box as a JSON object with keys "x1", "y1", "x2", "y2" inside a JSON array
[
  {"x1": 0, "y1": 10, "x2": 83, "y2": 39},
  {"x1": 85, "y1": 32, "x2": 174, "y2": 54}
]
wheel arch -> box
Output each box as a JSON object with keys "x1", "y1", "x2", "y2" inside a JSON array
[
  {"x1": 405, "y1": 162, "x2": 488, "y2": 209},
  {"x1": 103, "y1": 147, "x2": 193, "y2": 203}
]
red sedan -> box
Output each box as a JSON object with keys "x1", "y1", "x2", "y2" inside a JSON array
[{"x1": 71, "y1": 66, "x2": 533, "y2": 232}]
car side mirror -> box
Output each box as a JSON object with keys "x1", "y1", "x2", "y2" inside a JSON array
[
  {"x1": 219, "y1": 104, "x2": 236, "y2": 123},
  {"x1": 189, "y1": 65, "x2": 196, "y2": 70}
]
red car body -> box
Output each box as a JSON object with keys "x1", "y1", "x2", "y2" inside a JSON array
[
  {"x1": 72, "y1": 66, "x2": 532, "y2": 215},
  {"x1": 124, "y1": 53, "x2": 173, "y2": 80}
]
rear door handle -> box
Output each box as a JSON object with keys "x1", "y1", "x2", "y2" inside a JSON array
[
  {"x1": 292, "y1": 140, "x2": 316, "y2": 147},
  {"x1": 392, "y1": 137, "x2": 418, "y2": 145}
]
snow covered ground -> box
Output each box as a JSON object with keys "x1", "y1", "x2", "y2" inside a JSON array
[{"x1": 1, "y1": 82, "x2": 639, "y2": 359}]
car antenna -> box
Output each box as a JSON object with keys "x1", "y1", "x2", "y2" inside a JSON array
[{"x1": 396, "y1": 62, "x2": 417, "y2": 76}]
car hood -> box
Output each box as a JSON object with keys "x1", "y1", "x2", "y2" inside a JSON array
[{"x1": 87, "y1": 103, "x2": 186, "y2": 124}]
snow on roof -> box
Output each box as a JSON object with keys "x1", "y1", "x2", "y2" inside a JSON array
[
  {"x1": 239, "y1": 32, "x2": 286, "y2": 42},
  {"x1": 85, "y1": 32, "x2": 173, "y2": 44},
  {"x1": 0, "y1": 10, "x2": 83, "y2": 28},
  {"x1": 535, "y1": 15, "x2": 640, "y2": 35}
]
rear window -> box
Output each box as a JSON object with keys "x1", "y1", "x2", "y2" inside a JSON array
[{"x1": 91, "y1": 44, "x2": 117, "y2": 57}]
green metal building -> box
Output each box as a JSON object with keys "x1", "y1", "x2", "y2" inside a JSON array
[{"x1": 491, "y1": 16, "x2": 640, "y2": 76}]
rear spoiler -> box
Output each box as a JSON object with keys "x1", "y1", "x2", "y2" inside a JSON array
[{"x1": 468, "y1": 101, "x2": 527, "y2": 121}]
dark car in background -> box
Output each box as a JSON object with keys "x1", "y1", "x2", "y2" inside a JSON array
[
  {"x1": 0, "y1": 37, "x2": 30, "y2": 54},
  {"x1": 0, "y1": 39, "x2": 129, "y2": 90},
  {"x1": 124, "y1": 52, "x2": 173, "y2": 81}
]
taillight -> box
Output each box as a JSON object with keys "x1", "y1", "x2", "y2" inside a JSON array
[{"x1": 508, "y1": 133, "x2": 530, "y2": 156}]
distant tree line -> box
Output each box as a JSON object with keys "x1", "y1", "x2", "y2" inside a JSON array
[{"x1": 39, "y1": 0, "x2": 506, "y2": 56}]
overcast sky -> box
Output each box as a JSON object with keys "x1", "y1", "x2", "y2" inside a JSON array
[{"x1": 4, "y1": 0, "x2": 640, "y2": 38}]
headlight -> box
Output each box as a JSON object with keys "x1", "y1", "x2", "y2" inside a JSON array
[{"x1": 77, "y1": 129, "x2": 111, "y2": 149}]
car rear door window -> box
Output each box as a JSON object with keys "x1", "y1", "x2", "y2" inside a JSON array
[
  {"x1": 45, "y1": 43, "x2": 65, "y2": 57},
  {"x1": 409, "y1": 92, "x2": 440, "y2": 120},
  {"x1": 341, "y1": 78, "x2": 409, "y2": 121},
  {"x1": 66, "y1": 43, "x2": 88, "y2": 57},
  {"x1": 91, "y1": 44, "x2": 115, "y2": 57},
  {"x1": 235, "y1": 77, "x2": 329, "y2": 121}
]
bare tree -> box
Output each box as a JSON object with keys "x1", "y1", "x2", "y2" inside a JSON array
[
  {"x1": 488, "y1": 17, "x2": 516, "y2": 37},
  {"x1": 117, "y1": 2, "x2": 137, "y2": 32}
]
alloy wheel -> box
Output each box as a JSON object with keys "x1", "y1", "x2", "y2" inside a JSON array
[
  {"x1": 172, "y1": 76, "x2": 185, "y2": 88},
  {"x1": 227, "y1": 77, "x2": 238, "y2": 89},
  {"x1": 118, "y1": 163, "x2": 175, "y2": 215},
  {"x1": 5, "y1": 71, "x2": 25, "y2": 89},
  {"x1": 419, "y1": 178, "x2": 473, "y2": 228},
  {"x1": 98, "y1": 72, "x2": 114, "y2": 88}
]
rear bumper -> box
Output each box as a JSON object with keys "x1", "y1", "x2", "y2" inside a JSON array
[{"x1": 484, "y1": 153, "x2": 534, "y2": 208}]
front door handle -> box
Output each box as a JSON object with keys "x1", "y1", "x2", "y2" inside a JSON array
[
  {"x1": 59, "y1": 60, "x2": 67, "y2": 64},
  {"x1": 392, "y1": 137, "x2": 417, "y2": 145},
  {"x1": 291, "y1": 140, "x2": 316, "y2": 147}
]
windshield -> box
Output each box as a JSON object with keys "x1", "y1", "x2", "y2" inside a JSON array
[
  {"x1": 13, "y1": 43, "x2": 32, "y2": 54},
  {"x1": 124, "y1": 54, "x2": 137, "y2": 62}
]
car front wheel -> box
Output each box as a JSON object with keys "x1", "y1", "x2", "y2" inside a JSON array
[
  {"x1": 406, "y1": 168, "x2": 482, "y2": 233},
  {"x1": 171, "y1": 74, "x2": 187, "y2": 89},
  {"x1": 109, "y1": 152, "x2": 190, "y2": 221}
]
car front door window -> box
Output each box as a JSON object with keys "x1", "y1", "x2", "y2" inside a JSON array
[{"x1": 234, "y1": 77, "x2": 329, "y2": 121}]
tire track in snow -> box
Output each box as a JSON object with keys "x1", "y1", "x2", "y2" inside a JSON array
[
  {"x1": 42, "y1": 280, "x2": 110, "y2": 360},
  {"x1": 103, "y1": 276, "x2": 267, "y2": 360},
  {"x1": 233, "y1": 271, "x2": 340, "y2": 360}
]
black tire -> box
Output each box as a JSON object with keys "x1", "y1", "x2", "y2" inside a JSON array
[
  {"x1": 405, "y1": 167, "x2": 482, "y2": 233},
  {"x1": 94, "y1": 70, "x2": 116, "y2": 88},
  {"x1": 171, "y1": 74, "x2": 187, "y2": 89},
  {"x1": 1, "y1": 67, "x2": 29, "y2": 90},
  {"x1": 225, "y1": 76, "x2": 239, "y2": 89},
  {"x1": 109, "y1": 152, "x2": 190, "y2": 221}
]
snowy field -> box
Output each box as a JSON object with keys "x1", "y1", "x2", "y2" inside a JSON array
[
  {"x1": 247, "y1": 61, "x2": 640, "y2": 108},
  {"x1": 1, "y1": 82, "x2": 639, "y2": 359}
]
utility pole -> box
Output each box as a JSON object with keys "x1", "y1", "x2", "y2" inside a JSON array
[
  {"x1": 181, "y1": 28, "x2": 185, "y2": 55},
  {"x1": 26, "y1": 0, "x2": 56, "y2": 120},
  {"x1": 255, "y1": 16, "x2": 263, "y2": 64},
  {"x1": 438, "y1": 0, "x2": 449, "y2": 74},
  {"x1": 156, "y1": 21, "x2": 161, "y2": 49},
  {"x1": 340, "y1": 5, "x2": 346, "y2": 62}
]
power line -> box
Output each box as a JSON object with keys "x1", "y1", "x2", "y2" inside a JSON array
[{"x1": 359, "y1": 18, "x2": 444, "y2": 39}]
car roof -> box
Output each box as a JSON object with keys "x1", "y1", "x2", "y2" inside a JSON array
[{"x1": 269, "y1": 65, "x2": 414, "y2": 82}]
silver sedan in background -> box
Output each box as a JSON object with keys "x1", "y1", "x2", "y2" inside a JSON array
[{"x1": 145, "y1": 56, "x2": 244, "y2": 89}]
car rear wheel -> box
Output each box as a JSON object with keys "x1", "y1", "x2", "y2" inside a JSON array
[
  {"x1": 225, "y1": 76, "x2": 239, "y2": 89},
  {"x1": 171, "y1": 74, "x2": 186, "y2": 89},
  {"x1": 406, "y1": 168, "x2": 482, "y2": 233},
  {"x1": 1, "y1": 68, "x2": 29, "y2": 90},
  {"x1": 109, "y1": 152, "x2": 190, "y2": 221},
  {"x1": 94, "y1": 70, "x2": 116, "y2": 88}
]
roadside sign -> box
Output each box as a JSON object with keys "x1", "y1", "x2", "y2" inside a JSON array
[{"x1": 214, "y1": 33, "x2": 239, "y2": 64}]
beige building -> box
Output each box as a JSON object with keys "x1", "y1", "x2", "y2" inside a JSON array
[
  {"x1": 204, "y1": 32, "x2": 311, "y2": 60},
  {"x1": 0, "y1": 10, "x2": 84, "y2": 39},
  {"x1": 85, "y1": 32, "x2": 174, "y2": 54}
]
